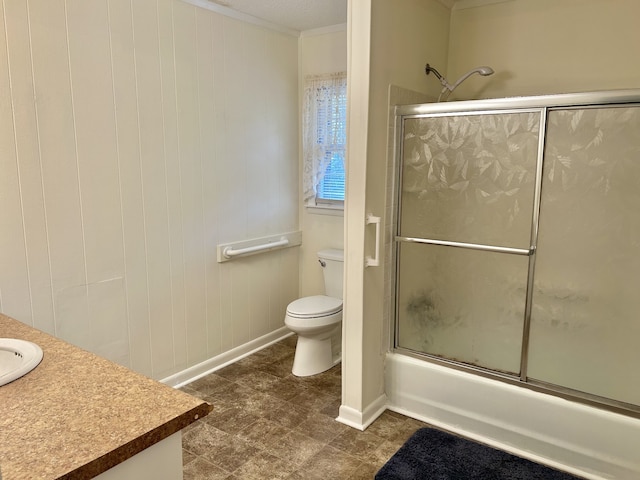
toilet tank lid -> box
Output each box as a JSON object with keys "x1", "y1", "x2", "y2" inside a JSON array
[{"x1": 317, "y1": 249, "x2": 344, "y2": 262}]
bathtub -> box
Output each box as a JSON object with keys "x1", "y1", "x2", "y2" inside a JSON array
[{"x1": 385, "y1": 352, "x2": 640, "y2": 480}]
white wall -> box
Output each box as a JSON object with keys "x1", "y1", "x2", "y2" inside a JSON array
[
  {"x1": 340, "y1": 0, "x2": 451, "y2": 428},
  {"x1": 365, "y1": 0, "x2": 451, "y2": 413},
  {"x1": 0, "y1": 0, "x2": 299, "y2": 380},
  {"x1": 299, "y1": 26, "x2": 347, "y2": 297},
  {"x1": 448, "y1": 0, "x2": 640, "y2": 100}
]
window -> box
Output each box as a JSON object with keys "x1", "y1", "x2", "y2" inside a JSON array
[{"x1": 302, "y1": 73, "x2": 347, "y2": 208}]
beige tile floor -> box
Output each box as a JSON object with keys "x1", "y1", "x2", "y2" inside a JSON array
[{"x1": 180, "y1": 335, "x2": 428, "y2": 479}]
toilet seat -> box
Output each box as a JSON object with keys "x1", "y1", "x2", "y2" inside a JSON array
[{"x1": 286, "y1": 295, "x2": 342, "y2": 318}]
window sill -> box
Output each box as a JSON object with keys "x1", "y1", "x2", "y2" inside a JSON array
[{"x1": 305, "y1": 204, "x2": 344, "y2": 217}]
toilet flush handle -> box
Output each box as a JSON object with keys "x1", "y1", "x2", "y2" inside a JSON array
[{"x1": 318, "y1": 259, "x2": 326, "y2": 267}]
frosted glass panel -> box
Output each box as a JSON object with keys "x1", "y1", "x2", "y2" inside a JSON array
[
  {"x1": 528, "y1": 106, "x2": 640, "y2": 405},
  {"x1": 400, "y1": 112, "x2": 540, "y2": 248},
  {"x1": 396, "y1": 242, "x2": 529, "y2": 374}
]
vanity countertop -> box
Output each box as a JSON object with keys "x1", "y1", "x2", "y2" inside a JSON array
[{"x1": 0, "y1": 313, "x2": 211, "y2": 479}]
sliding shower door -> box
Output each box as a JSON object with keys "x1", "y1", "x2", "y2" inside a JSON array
[
  {"x1": 395, "y1": 111, "x2": 542, "y2": 374},
  {"x1": 394, "y1": 92, "x2": 640, "y2": 415},
  {"x1": 527, "y1": 106, "x2": 640, "y2": 406}
]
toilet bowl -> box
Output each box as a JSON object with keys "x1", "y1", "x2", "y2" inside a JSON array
[
  {"x1": 284, "y1": 249, "x2": 343, "y2": 377},
  {"x1": 285, "y1": 295, "x2": 342, "y2": 376}
]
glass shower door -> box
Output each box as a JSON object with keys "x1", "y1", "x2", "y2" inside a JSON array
[
  {"x1": 395, "y1": 111, "x2": 542, "y2": 374},
  {"x1": 528, "y1": 106, "x2": 640, "y2": 405}
]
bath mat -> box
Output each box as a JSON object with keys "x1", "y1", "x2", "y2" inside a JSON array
[{"x1": 375, "y1": 428, "x2": 580, "y2": 480}]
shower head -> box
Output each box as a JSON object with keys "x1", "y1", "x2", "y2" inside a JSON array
[
  {"x1": 475, "y1": 66, "x2": 495, "y2": 76},
  {"x1": 425, "y1": 63, "x2": 495, "y2": 102}
]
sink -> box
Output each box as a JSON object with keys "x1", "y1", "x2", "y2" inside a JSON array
[{"x1": 0, "y1": 338, "x2": 43, "y2": 386}]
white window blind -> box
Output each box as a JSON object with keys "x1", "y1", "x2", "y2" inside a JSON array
[{"x1": 303, "y1": 72, "x2": 347, "y2": 206}]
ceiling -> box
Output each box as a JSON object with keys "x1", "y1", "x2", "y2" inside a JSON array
[{"x1": 206, "y1": 0, "x2": 348, "y2": 32}]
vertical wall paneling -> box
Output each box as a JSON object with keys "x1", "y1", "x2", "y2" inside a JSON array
[
  {"x1": 173, "y1": 1, "x2": 207, "y2": 367},
  {"x1": 0, "y1": 0, "x2": 299, "y2": 380},
  {"x1": 244, "y1": 25, "x2": 269, "y2": 240},
  {"x1": 66, "y1": 1, "x2": 123, "y2": 282},
  {"x1": 132, "y1": 0, "x2": 175, "y2": 377},
  {"x1": 157, "y1": 0, "x2": 188, "y2": 373},
  {"x1": 211, "y1": 13, "x2": 233, "y2": 354},
  {"x1": 3, "y1": 0, "x2": 55, "y2": 332},
  {"x1": 220, "y1": 17, "x2": 250, "y2": 348},
  {"x1": 29, "y1": 0, "x2": 90, "y2": 346},
  {"x1": 272, "y1": 30, "x2": 301, "y2": 332},
  {"x1": 219, "y1": 17, "x2": 248, "y2": 244},
  {"x1": 107, "y1": 0, "x2": 152, "y2": 376},
  {"x1": 66, "y1": 0, "x2": 129, "y2": 365},
  {"x1": 268, "y1": 254, "x2": 284, "y2": 332},
  {"x1": 219, "y1": 262, "x2": 234, "y2": 352},
  {"x1": 195, "y1": 9, "x2": 220, "y2": 357},
  {"x1": 249, "y1": 255, "x2": 272, "y2": 338},
  {"x1": 272, "y1": 32, "x2": 299, "y2": 232},
  {"x1": 262, "y1": 31, "x2": 285, "y2": 236},
  {"x1": 231, "y1": 258, "x2": 251, "y2": 346},
  {"x1": 0, "y1": 0, "x2": 32, "y2": 324},
  {"x1": 278, "y1": 248, "x2": 299, "y2": 331},
  {"x1": 242, "y1": 23, "x2": 270, "y2": 340}
]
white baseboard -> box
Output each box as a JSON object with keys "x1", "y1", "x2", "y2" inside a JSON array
[
  {"x1": 161, "y1": 327, "x2": 293, "y2": 388},
  {"x1": 336, "y1": 393, "x2": 388, "y2": 431}
]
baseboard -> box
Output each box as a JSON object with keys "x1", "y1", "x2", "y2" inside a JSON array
[
  {"x1": 336, "y1": 393, "x2": 388, "y2": 431},
  {"x1": 385, "y1": 352, "x2": 640, "y2": 480},
  {"x1": 161, "y1": 327, "x2": 293, "y2": 388}
]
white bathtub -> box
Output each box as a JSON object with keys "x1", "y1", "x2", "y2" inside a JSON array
[{"x1": 385, "y1": 353, "x2": 640, "y2": 480}]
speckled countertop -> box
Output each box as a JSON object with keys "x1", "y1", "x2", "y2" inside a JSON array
[{"x1": 0, "y1": 313, "x2": 212, "y2": 480}]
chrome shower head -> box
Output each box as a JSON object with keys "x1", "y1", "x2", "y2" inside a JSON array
[
  {"x1": 425, "y1": 62, "x2": 495, "y2": 102},
  {"x1": 443, "y1": 66, "x2": 495, "y2": 101},
  {"x1": 475, "y1": 66, "x2": 494, "y2": 76}
]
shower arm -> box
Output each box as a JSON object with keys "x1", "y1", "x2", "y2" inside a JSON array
[
  {"x1": 425, "y1": 64, "x2": 456, "y2": 103},
  {"x1": 425, "y1": 64, "x2": 454, "y2": 91}
]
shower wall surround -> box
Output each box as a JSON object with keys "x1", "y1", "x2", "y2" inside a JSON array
[{"x1": 394, "y1": 90, "x2": 640, "y2": 414}]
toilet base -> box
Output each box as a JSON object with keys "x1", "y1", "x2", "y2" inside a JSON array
[{"x1": 292, "y1": 335, "x2": 337, "y2": 377}]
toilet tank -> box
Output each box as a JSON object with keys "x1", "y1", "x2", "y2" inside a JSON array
[{"x1": 317, "y1": 249, "x2": 344, "y2": 299}]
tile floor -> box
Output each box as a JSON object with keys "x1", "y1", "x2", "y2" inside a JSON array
[{"x1": 179, "y1": 335, "x2": 428, "y2": 479}]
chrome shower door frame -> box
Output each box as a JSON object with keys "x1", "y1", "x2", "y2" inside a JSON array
[{"x1": 392, "y1": 89, "x2": 640, "y2": 418}]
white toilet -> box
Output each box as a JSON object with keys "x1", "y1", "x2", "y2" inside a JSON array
[{"x1": 285, "y1": 249, "x2": 343, "y2": 377}]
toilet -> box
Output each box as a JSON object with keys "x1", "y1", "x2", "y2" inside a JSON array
[{"x1": 285, "y1": 249, "x2": 343, "y2": 377}]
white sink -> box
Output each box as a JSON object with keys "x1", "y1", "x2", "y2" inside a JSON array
[{"x1": 0, "y1": 338, "x2": 43, "y2": 386}]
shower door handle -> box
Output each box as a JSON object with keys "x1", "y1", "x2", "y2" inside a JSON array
[{"x1": 365, "y1": 214, "x2": 381, "y2": 267}]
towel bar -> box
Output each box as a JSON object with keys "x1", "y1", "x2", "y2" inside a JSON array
[{"x1": 216, "y1": 231, "x2": 302, "y2": 263}]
